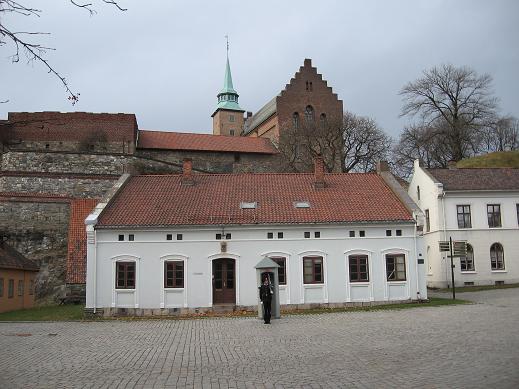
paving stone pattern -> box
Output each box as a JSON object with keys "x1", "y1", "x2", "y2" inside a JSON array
[{"x1": 1, "y1": 289, "x2": 519, "y2": 388}]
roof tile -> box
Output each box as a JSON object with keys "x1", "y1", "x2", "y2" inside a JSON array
[
  {"x1": 427, "y1": 168, "x2": 519, "y2": 191},
  {"x1": 97, "y1": 173, "x2": 413, "y2": 227},
  {"x1": 138, "y1": 131, "x2": 278, "y2": 154}
]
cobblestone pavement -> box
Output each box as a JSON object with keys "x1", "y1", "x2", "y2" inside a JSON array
[{"x1": 1, "y1": 289, "x2": 519, "y2": 389}]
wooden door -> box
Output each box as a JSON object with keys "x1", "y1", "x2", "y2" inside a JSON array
[{"x1": 212, "y1": 258, "x2": 236, "y2": 304}]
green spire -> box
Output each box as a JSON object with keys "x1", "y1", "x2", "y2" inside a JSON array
[{"x1": 216, "y1": 55, "x2": 243, "y2": 112}]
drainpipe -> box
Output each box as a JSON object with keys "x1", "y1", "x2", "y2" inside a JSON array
[
  {"x1": 413, "y1": 220, "x2": 420, "y2": 300},
  {"x1": 93, "y1": 229, "x2": 97, "y2": 314},
  {"x1": 440, "y1": 192, "x2": 449, "y2": 287}
]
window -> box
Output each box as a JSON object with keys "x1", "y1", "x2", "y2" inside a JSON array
[
  {"x1": 292, "y1": 112, "x2": 300, "y2": 129},
  {"x1": 304, "y1": 231, "x2": 310, "y2": 238},
  {"x1": 267, "y1": 232, "x2": 273, "y2": 239},
  {"x1": 487, "y1": 204, "x2": 501, "y2": 228},
  {"x1": 425, "y1": 209, "x2": 430, "y2": 232},
  {"x1": 229, "y1": 129, "x2": 235, "y2": 136},
  {"x1": 461, "y1": 244, "x2": 475, "y2": 272},
  {"x1": 176, "y1": 234, "x2": 183, "y2": 240},
  {"x1": 303, "y1": 256, "x2": 324, "y2": 284},
  {"x1": 164, "y1": 261, "x2": 184, "y2": 288},
  {"x1": 320, "y1": 113, "x2": 327, "y2": 128},
  {"x1": 304, "y1": 105, "x2": 315, "y2": 122},
  {"x1": 517, "y1": 204, "x2": 519, "y2": 225},
  {"x1": 234, "y1": 153, "x2": 240, "y2": 162},
  {"x1": 229, "y1": 114, "x2": 235, "y2": 122},
  {"x1": 216, "y1": 233, "x2": 222, "y2": 240},
  {"x1": 118, "y1": 234, "x2": 124, "y2": 241},
  {"x1": 396, "y1": 229, "x2": 402, "y2": 236},
  {"x1": 18, "y1": 280, "x2": 23, "y2": 296},
  {"x1": 8, "y1": 279, "x2": 14, "y2": 298},
  {"x1": 277, "y1": 232, "x2": 284, "y2": 239},
  {"x1": 490, "y1": 243, "x2": 505, "y2": 270},
  {"x1": 0, "y1": 278, "x2": 3, "y2": 297},
  {"x1": 417, "y1": 186, "x2": 420, "y2": 200},
  {"x1": 359, "y1": 230, "x2": 365, "y2": 237},
  {"x1": 116, "y1": 262, "x2": 135, "y2": 289},
  {"x1": 349, "y1": 231, "x2": 355, "y2": 237},
  {"x1": 225, "y1": 233, "x2": 231, "y2": 240},
  {"x1": 29, "y1": 280, "x2": 34, "y2": 295},
  {"x1": 272, "y1": 257, "x2": 286, "y2": 285},
  {"x1": 349, "y1": 255, "x2": 369, "y2": 282},
  {"x1": 386, "y1": 254, "x2": 406, "y2": 281},
  {"x1": 305, "y1": 81, "x2": 313, "y2": 91},
  {"x1": 128, "y1": 234, "x2": 135, "y2": 241},
  {"x1": 167, "y1": 234, "x2": 173, "y2": 241},
  {"x1": 314, "y1": 231, "x2": 320, "y2": 238},
  {"x1": 457, "y1": 205, "x2": 472, "y2": 228},
  {"x1": 386, "y1": 230, "x2": 392, "y2": 237}
]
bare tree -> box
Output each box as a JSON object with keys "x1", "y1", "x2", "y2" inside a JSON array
[
  {"x1": 0, "y1": 1, "x2": 126, "y2": 104},
  {"x1": 400, "y1": 64, "x2": 499, "y2": 162},
  {"x1": 481, "y1": 115, "x2": 519, "y2": 152},
  {"x1": 278, "y1": 111, "x2": 392, "y2": 173}
]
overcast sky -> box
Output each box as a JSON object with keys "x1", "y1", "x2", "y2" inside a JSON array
[{"x1": 1, "y1": 0, "x2": 518, "y2": 138}]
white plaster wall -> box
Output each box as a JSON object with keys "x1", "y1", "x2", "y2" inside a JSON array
[
  {"x1": 408, "y1": 160, "x2": 519, "y2": 287},
  {"x1": 86, "y1": 224, "x2": 426, "y2": 310}
]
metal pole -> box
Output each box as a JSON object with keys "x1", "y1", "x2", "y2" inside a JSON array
[{"x1": 450, "y1": 237, "x2": 455, "y2": 300}]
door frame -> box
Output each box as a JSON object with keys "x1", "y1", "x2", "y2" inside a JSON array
[{"x1": 208, "y1": 253, "x2": 240, "y2": 306}]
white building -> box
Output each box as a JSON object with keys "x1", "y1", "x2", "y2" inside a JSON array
[
  {"x1": 85, "y1": 160, "x2": 427, "y2": 315},
  {"x1": 408, "y1": 160, "x2": 519, "y2": 288}
]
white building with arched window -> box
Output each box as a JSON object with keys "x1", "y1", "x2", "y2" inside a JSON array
[
  {"x1": 408, "y1": 160, "x2": 519, "y2": 288},
  {"x1": 85, "y1": 159, "x2": 427, "y2": 316}
]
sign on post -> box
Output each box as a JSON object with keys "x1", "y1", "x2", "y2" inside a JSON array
[
  {"x1": 453, "y1": 241, "x2": 467, "y2": 257},
  {"x1": 439, "y1": 241, "x2": 450, "y2": 252}
]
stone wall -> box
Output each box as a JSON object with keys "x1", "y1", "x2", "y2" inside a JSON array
[
  {"x1": 1, "y1": 150, "x2": 131, "y2": 175},
  {"x1": 0, "y1": 174, "x2": 117, "y2": 198},
  {"x1": 0, "y1": 199, "x2": 70, "y2": 302}
]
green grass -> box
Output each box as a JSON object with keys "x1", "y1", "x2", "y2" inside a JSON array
[
  {"x1": 282, "y1": 297, "x2": 469, "y2": 316},
  {"x1": 435, "y1": 283, "x2": 519, "y2": 294},
  {"x1": 0, "y1": 304, "x2": 85, "y2": 321},
  {"x1": 456, "y1": 151, "x2": 519, "y2": 168},
  {"x1": 0, "y1": 297, "x2": 469, "y2": 321}
]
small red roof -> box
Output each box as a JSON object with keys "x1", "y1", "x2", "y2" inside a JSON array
[
  {"x1": 97, "y1": 173, "x2": 413, "y2": 227},
  {"x1": 138, "y1": 130, "x2": 278, "y2": 154},
  {"x1": 66, "y1": 198, "x2": 98, "y2": 284}
]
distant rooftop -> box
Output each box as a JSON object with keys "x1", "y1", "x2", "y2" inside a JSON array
[{"x1": 427, "y1": 167, "x2": 519, "y2": 191}]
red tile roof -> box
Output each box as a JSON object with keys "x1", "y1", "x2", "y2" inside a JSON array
[
  {"x1": 97, "y1": 173, "x2": 413, "y2": 227},
  {"x1": 66, "y1": 198, "x2": 98, "y2": 284},
  {"x1": 7, "y1": 112, "x2": 137, "y2": 143},
  {"x1": 427, "y1": 168, "x2": 519, "y2": 191},
  {"x1": 138, "y1": 130, "x2": 278, "y2": 154}
]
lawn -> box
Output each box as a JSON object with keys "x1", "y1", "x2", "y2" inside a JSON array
[
  {"x1": 456, "y1": 151, "x2": 519, "y2": 168},
  {"x1": 435, "y1": 283, "x2": 519, "y2": 294},
  {"x1": 0, "y1": 304, "x2": 85, "y2": 321},
  {"x1": 0, "y1": 297, "x2": 469, "y2": 321}
]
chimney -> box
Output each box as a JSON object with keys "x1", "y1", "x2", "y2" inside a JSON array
[
  {"x1": 313, "y1": 156, "x2": 326, "y2": 189},
  {"x1": 246, "y1": 111, "x2": 253, "y2": 118},
  {"x1": 376, "y1": 161, "x2": 390, "y2": 174},
  {"x1": 182, "y1": 158, "x2": 194, "y2": 186}
]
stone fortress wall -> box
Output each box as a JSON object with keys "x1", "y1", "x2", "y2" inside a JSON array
[{"x1": 0, "y1": 112, "x2": 283, "y2": 302}]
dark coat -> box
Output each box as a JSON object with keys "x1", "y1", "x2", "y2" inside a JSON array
[{"x1": 259, "y1": 284, "x2": 273, "y2": 302}]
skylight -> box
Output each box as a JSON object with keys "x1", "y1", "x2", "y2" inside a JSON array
[
  {"x1": 294, "y1": 201, "x2": 311, "y2": 208},
  {"x1": 240, "y1": 202, "x2": 257, "y2": 209}
]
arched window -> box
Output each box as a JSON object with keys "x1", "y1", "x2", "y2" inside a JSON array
[
  {"x1": 305, "y1": 105, "x2": 314, "y2": 122},
  {"x1": 320, "y1": 113, "x2": 327, "y2": 128},
  {"x1": 292, "y1": 112, "x2": 300, "y2": 129},
  {"x1": 490, "y1": 243, "x2": 504, "y2": 270},
  {"x1": 461, "y1": 244, "x2": 475, "y2": 271}
]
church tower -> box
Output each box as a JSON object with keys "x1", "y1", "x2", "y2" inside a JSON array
[{"x1": 212, "y1": 52, "x2": 244, "y2": 136}]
